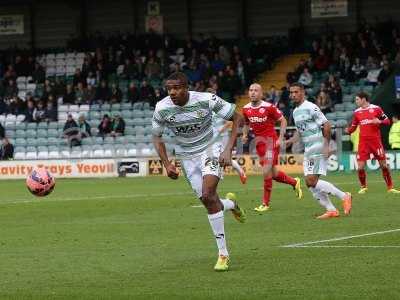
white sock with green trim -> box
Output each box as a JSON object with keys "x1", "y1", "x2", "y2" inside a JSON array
[
  {"x1": 221, "y1": 199, "x2": 235, "y2": 211},
  {"x1": 316, "y1": 180, "x2": 346, "y2": 200},
  {"x1": 309, "y1": 187, "x2": 336, "y2": 211},
  {"x1": 231, "y1": 159, "x2": 243, "y2": 175},
  {"x1": 208, "y1": 211, "x2": 229, "y2": 257}
]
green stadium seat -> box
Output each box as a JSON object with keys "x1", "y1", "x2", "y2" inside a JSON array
[
  {"x1": 37, "y1": 129, "x2": 48, "y2": 138},
  {"x1": 334, "y1": 104, "x2": 345, "y2": 111},
  {"x1": 37, "y1": 122, "x2": 48, "y2": 129},
  {"x1": 26, "y1": 123, "x2": 37, "y2": 130}
]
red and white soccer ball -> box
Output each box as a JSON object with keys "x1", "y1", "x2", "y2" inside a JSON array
[{"x1": 26, "y1": 167, "x2": 56, "y2": 197}]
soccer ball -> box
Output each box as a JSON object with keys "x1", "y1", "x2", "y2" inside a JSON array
[{"x1": 26, "y1": 167, "x2": 56, "y2": 197}]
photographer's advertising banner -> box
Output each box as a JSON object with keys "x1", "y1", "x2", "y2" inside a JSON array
[{"x1": 0, "y1": 15, "x2": 24, "y2": 35}]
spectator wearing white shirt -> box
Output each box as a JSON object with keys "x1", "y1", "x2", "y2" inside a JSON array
[{"x1": 298, "y1": 67, "x2": 313, "y2": 88}]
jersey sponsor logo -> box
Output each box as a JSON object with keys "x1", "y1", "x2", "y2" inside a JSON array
[
  {"x1": 175, "y1": 123, "x2": 202, "y2": 134},
  {"x1": 197, "y1": 110, "x2": 205, "y2": 118},
  {"x1": 259, "y1": 108, "x2": 265, "y2": 113},
  {"x1": 359, "y1": 119, "x2": 375, "y2": 125},
  {"x1": 249, "y1": 116, "x2": 268, "y2": 123},
  {"x1": 369, "y1": 109, "x2": 374, "y2": 113}
]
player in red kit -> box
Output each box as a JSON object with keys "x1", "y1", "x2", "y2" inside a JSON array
[
  {"x1": 242, "y1": 83, "x2": 303, "y2": 212},
  {"x1": 346, "y1": 92, "x2": 400, "y2": 194}
]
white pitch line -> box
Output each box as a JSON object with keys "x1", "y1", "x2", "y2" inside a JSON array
[
  {"x1": 281, "y1": 228, "x2": 400, "y2": 248},
  {"x1": 287, "y1": 245, "x2": 400, "y2": 248},
  {"x1": 0, "y1": 178, "x2": 387, "y2": 206},
  {"x1": 191, "y1": 205, "x2": 203, "y2": 208}
]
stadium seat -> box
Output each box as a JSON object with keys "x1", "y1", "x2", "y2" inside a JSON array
[
  {"x1": 26, "y1": 138, "x2": 38, "y2": 146},
  {"x1": 37, "y1": 129, "x2": 48, "y2": 138},
  {"x1": 70, "y1": 147, "x2": 82, "y2": 159},
  {"x1": 15, "y1": 130, "x2": 26, "y2": 138},
  {"x1": 81, "y1": 145, "x2": 92, "y2": 158},
  {"x1": 126, "y1": 144, "x2": 137, "y2": 156},
  {"x1": 47, "y1": 137, "x2": 59, "y2": 146},
  {"x1": 14, "y1": 152, "x2": 26, "y2": 160},
  {"x1": 104, "y1": 137, "x2": 115, "y2": 144},
  {"x1": 37, "y1": 138, "x2": 48, "y2": 146},
  {"x1": 92, "y1": 145, "x2": 104, "y2": 157},
  {"x1": 103, "y1": 145, "x2": 114, "y2": 157},
  {"x1": 27, "y1": 123, "x2": 37, "y2": 130},
  {"x1": 334, "y1": 104, "x2": 345, "y2": 111}
]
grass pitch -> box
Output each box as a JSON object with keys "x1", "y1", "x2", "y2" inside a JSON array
[{"x1": 0, "y1": 172, "x2": 400, "y2": 299}]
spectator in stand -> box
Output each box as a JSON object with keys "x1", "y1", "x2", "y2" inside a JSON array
[
  {"x1": 127, "y1": 81, "x2": 140, "y2": 103},
  {"x1": 298, "y1": 67, "x2": 313, "y2": 88},
  {"x1": 140, "y1": 80, "x2": 155, "y2": 104},
  {"x1": 84, "y1": 84, "x2": 96, "y2": 104},
  {"x1": 244, "y1": 57, "x2": 257, "y2": 86},
  {"x1": 326, "y1": 75, "x2": 342, "y2": 104},
  {"x1": 211, "y1": 53, "x2": 225, "y2": 73},
  {"x1": 45, "y1": 99, "x2": 57, "y2": 122},
  {"x1": 78, "y1": 114, "x2": 91, "y2": 139},
  {"x1": 378, "y1": 63, "x2": 391, "y2": 84},
  {"x1": 315, "y1": 91, "x2": 332, "y2": 114},
  {"x1": 7, "y1": 96, "x2": 25, "y2": 116},
  {"x1": 96, "y1": 80, "x2": 111, "y2": 103},
  {"x1": 265, "y1": 85, "x2": 280, "y2": 106},
  {"x1": 73, "y1": 68, "x2": 86, "y2": 86},
  {"x1": 144, "y1": 57, "x2": 161, "y2": 79},
  {"x1": 110, "y1": 83, "x2": 123, "y2": 103},
  {"x1": 25, "y1": 99, "x2": 35, "y2": 122},
  {"x1": 154, "y1": 88, "x2": 165, "y2": 102},
  {"x1": 0, "y1": 123, "x2": 5, "y2": 139},
  {"x1": 98, "y1": 114, "x2": 112, "y2": 137},
  {"x1": 122, "y1": 58, "x2": 138, "y2": 80},
  {"x1": 33, "y1": 100, "x2": 47, "y2": 122},
  {"x1": 86, "y1": 71, "x2": 96, "y2": 86},
  {"x1": 75, "y1": 82, "x2": 86, "y2": 104},
  {"x1": 314, "y1": 48, "x2": 330, "y2": 71},
  {"x1": 110, "y1": 114, "x2": 125, "y2": 137},
  {"x1": 0, "y1": 138, "x2": 14, "y2": 160},
  {"x1": 351, "y1": 57, "x2": 367, "y2": 80},
  {"x1": 4, "y1": 65, "x2": 16, "y2": 81},
  {"x1": 185, "y1": 61, "x2": 202, "y2": 84},
  {"x1": 4, "y1": 79, "x2": 18, "y2": 99},
  {"x1": 63, "y1": 84, "x2": 76, "y2": 104},
  {"x1": 223, "y1": 69, "x2": 242, "y2": 103},
  {"x1": 63, "y1": 114, "x2": 80, "y2": 147},
  {"x1": 32, "y1": 62, "x2": 45, "y2": 84}
]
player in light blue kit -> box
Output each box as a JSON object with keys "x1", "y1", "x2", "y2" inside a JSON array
[
  {"x1": 152, "y1": 72, "x2": 246, "y2": 271},
  {"x1": 290, "y1": 83, "x2": 352, "y2": 219}
]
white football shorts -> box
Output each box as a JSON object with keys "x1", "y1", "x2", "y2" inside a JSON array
[
  {"x1": 303, "y1": 156, "x2": 327, "y2": 176},
  {"x1": 180, "y1": 142, "x2": 224, "y2": 198}
]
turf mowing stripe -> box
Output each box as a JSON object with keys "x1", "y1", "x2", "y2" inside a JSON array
[
  {"x1": 0, "y1": 179, "x2": 388, "y2": 206},
  {"x1": 280, "y1": 228, "x2": 400, "y2": 248},
  {"x1": 286, "y1": 245, "x2": 400, "y2": 248}
]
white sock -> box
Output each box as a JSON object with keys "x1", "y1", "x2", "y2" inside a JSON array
[
  {"x1": 315, "y1": 180, "x2": 346, "y2": 200},
  {"x1": 231, "y1": 159, "x2": 243, "y2": 175},
  {"x1": 207, "y1": 211, "x2": 229, "y2": 257},
  {"x1": 309, "y1": 187, "x2": 336, "y2": 211},
  {"x1": 221, "y1": 199, "x2": 235, "y2": 211}
]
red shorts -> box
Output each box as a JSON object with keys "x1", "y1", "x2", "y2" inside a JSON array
[
  {"x1": 357, "y1": 138, "x2": 386, "y2": 161},
  {"x1": 255, "y1": 138, "x2": 279, "y2": 166}
]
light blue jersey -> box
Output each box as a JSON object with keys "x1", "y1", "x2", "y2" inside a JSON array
[{"x1": 292, "y1": 100, "x2": 328, "y2": 158}]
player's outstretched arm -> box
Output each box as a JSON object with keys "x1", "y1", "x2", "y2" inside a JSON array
[
  {"x1": 152, "y1": 134, "x2": 179, "y2": 179},
  {"x1": 276, "y1": 116, "x2": 287, "y2": 147},
  {"x1": 219, "y1": 111, "x2": 243, "y2": 167}
]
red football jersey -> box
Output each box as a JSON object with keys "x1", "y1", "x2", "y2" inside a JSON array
[
  {"x1": 347, "y1": 104, "x2": 390, "y2": 139},
  {"x1": 242, "y1": 101, "x2": 283, "y2": 138}
]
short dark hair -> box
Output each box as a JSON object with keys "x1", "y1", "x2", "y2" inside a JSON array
[
  {"x1": 356, "y1": 91, "x2": 370, "y2": 102},
  {"x1": 290, "y1": 82, "x2": 305, "y2": 90},
  {"x1": 166, "y1": 72, "x2": 188, "y2": 86}
]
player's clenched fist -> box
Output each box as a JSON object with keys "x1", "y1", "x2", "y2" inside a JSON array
[{"x1": 165, "y1": 162, "x2": 179, "y2": 180}]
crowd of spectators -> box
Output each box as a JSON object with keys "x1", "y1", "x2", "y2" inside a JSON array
[
  {"x1": 0, "y1": 32, "x2": 279, "y2": 125},
  {"x1": 62, "y1": 113, "x2": 126, "y2": 147},
  {"x1": 261, "y1": 21, "x2": 400, "y2": 123}
]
